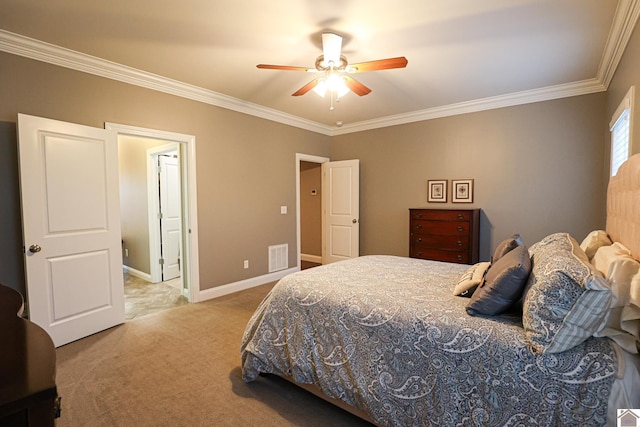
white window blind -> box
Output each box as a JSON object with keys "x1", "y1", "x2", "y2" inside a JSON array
[
  {"x1": 611, "y1": 109, "x2": 630, "y2": 176},
  {"x1": 610, "y1": 86, "x2": 634, "y2": 177}
]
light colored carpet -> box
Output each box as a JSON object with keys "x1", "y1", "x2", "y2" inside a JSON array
[{"x1": 55, "y1": 282, "x2": 374, "y2": 426}]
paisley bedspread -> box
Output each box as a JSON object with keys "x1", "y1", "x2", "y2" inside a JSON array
[{"x1": 241, "y1": 256, "x2": 617, "y2": 426}]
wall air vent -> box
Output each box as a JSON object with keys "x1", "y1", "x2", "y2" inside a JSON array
[{"x1": 269, "y1": 244, "x2": 288, "y2": 272}]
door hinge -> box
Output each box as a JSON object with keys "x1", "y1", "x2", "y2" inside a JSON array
[
  {"x1": 158, "y1": 212, "x2": 163, "y2": 219},
  {"x1": 159, "y1": 258, "x2": 165, "y2": 265}
]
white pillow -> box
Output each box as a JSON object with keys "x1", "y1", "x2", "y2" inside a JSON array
[
  {"x1": 591, "y1": 242, "x2": 632, "y2": 276},
  {"x1": 580, "y1": 230, "x2": 612, "y2": 261},
  {"x1": 593, "y1": 255, "x2": 640, "y2": 353}
]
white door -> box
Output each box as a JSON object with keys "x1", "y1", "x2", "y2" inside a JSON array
[
  {"x1": 322, "y1": 160, "x2": 360, "y2": 264},
  {"x1": 18, "y1": 114, "x2": 125, "y2": 347},
  {"x1": 159, "y1": 154, "x2": 181, "y2": 281}
]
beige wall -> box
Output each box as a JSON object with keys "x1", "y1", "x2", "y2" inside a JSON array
[
  {"x1": 300, "y1": 161, "x2": 322, "y2": 257},
  {"x1": 118, "y1": 135, "x2": 170, "y2": 274},
  {"x1": 330, "y1": 94, "x2": 608, "y2": 261},
  {"x1": 0, "y1": 52, "x2": 331, "y2": 295},
  {"x1": 606, "y1": 24, "x2": 640, "y2": 158}
]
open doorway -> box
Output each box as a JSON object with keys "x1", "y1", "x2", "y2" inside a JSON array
[
  {"x1": 117, "y1": 136, "x2": 186, "y2": 319},
  {"x1": 109, "y1": 122, "x2": 200, "y2": 319},
  {"x1": 296, "y1": 154, "x2": 361, "y2": 269},
  {"x1": 296, "y1": 154, "x2": 329, "y2": 270}
]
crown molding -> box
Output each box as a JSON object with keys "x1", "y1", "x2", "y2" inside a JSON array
[
  {"x1": 598, "y1": 0, "x2": 640, "y2": 88},
  {"x1": 329, "y1": 78, "x2": 606, "y2": 135},
  {"x1": 0, "y1": 30, "x2": 333, "y2": 136},
  {"x1": 1, "y1": 0, "x2": 638, "y2": 138}
]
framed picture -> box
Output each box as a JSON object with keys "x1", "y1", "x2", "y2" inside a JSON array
[
  {"x1": 427, "y1": 180, "x2": 447, "y2": 203},
  {"x1": 452, "y1": 179, "x2": 474, "y2": 203}
]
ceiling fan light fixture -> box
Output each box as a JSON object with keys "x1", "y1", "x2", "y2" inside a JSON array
[
  {"x1": 257, "y1": 31, "x2": 407, "y2": 105},
  {"x1": 313, "y1": 73, "x2": 350, "y2": 98}
]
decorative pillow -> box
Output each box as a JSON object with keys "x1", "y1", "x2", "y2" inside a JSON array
[
  {"x1": 466, "y1": 246, "x2": 531, "y2": 316},
  {"x1": 492, "y1": 234, "x2": 524, "y2": 263},
  {"x1": 593, "y1": 257, "x2": 640, "y2": 353},
  {"x1": 522, "y1": 233, "x2": 612, "y2": 355},
  {"x1": 579, "y1": 230, "x2": 612, "y2": 261},
  {"x1": 453, "y1": 262, "x2": 491, "y2": 297},
  {"x1": 591, "y1": 242, "x2": 632, "y2": 276}
]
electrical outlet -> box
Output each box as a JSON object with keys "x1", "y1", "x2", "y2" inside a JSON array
[
  {"x1": 125, "y1": 248, "x2": 129, "y2": 257},
  {"x1": 244, "y1": 260, "x2": 249, "y2": 269},
  {"x1": 280, "y1": 205, "x2": 287, "y2": 214}
]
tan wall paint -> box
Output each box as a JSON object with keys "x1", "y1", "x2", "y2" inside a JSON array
[
  {"x1": 118, "y1": 135, "x2": 169, "y2": 274},
  {"x1": 0, "y1": 52, "x2": 331, "y2": 295},
  {"x1": 330, "y1": 95, "x2": 608, "y2": 261},
  {"x1": 606, "y1": 24, "x2": 640, "y2": 158},
  {"x1": 300, "y1": 161, "x2": 322, "y2": 256}
]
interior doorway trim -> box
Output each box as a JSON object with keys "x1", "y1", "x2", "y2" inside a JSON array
[
  {"x1": 106, "y1": 122, "x2": 200, "y2": 303},
  {"x1": 296, "y1": 153, "x2": 329, "y2": 268}
]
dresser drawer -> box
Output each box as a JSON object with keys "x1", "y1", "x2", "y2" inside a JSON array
[
  {"x1": 408, "y1": 208, "x2": 480, "y2": 264},
  {"x1": 411, "y1": 210, "x2": 471, "y2": 221},
  {"x1": 411, "y1": 220, "x2": 469, "y2": 235},
  {"x1": 410, "y1": 248, "x2": 470, "y2": 264},
  {"x1": 411, "y1": 234, "x2": 469, "y2": 249}
]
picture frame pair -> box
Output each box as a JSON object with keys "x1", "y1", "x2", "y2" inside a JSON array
[{"x1": 427, "y1": 179, "x2": 474, "y2": 203}]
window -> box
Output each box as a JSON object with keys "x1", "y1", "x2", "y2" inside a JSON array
[{"x1": 610, "y1": 86, "x2": 634, "y2": 177}]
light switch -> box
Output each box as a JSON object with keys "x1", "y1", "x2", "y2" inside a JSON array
[{"x1": 281, "y1": 206, "x2": 287, "y2": 214}]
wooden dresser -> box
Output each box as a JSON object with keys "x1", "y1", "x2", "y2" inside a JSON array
[
  {"x1": 0, "y1": 285, "x2": 59, "y2": 426},
  {"x1": 409, "y1": 208, "x2": 480, "y2": 264}
]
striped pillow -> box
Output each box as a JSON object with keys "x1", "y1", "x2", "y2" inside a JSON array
[
  {"x1": 522, "y1": 233, "x2": 612, "y2": 354},
  {"x1": 453, "y1": 261, "x2": 491, "y2": 297}
]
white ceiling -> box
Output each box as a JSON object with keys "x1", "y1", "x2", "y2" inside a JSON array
[{"x1": 1, "y1": 1, "x2": 637, "y2": 134}]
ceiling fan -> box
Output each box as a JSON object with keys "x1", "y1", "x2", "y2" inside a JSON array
[{"x1": 257, "y1": 32, "x2": 408, "y2": 109}]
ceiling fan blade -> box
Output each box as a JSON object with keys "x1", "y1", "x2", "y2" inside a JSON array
[
  {"x1": 348, "y1": 57, "x2": 408, "y2": 73},
  {"x1": 257, "y1": 64, "x2": 313, "y2": 72},
  {"x1": 292, "y1": 78, "x2": 321, "y2": 96},
  {"x1": 322, "y1": 33, "x2": 343, "y2": 65},
  {"x1": 344, "y1": 75, "x2": 371, "y2": 96}
]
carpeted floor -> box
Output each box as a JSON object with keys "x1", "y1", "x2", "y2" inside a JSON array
[{"x1": 55, "y1": 281, "x2": 374, "y2": 426}]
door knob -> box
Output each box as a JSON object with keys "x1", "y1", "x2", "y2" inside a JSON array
[
  {"x1": 29, "y1": 244, "x2": 42, "y2": 253},
  {"x1": 352, "y1": 219, "x2": 358, "y2": 224}
]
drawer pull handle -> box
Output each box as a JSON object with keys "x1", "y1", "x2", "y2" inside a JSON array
[
  {"x1": 457, "y1": 226, "x2": 464, "y2": 232},
  {"x1": 416, "y1": 224, "x2": 422, "y2": 229},
  {"x1": 417, "y1": 238, "x2": 422, "y2": 242},
  {"x1": 457, "y1": 214, "x2": 464, "y2": 220},
  {"x1": 417, "y1": 214, "x2": 422, "y2": 219},
  {"x1": 457, "y1": 241, "x2": 463, "y2": 247},
  {"x1": 417, "y1": 251, "x2": 422, "y2": 256},
  {"x1": 457, "y1": 255, "x2": 463, "y2": 260}
]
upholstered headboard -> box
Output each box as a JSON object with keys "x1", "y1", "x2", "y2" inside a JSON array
[{"x1": 606, "y1": 153, "x2": 640, "y2": 260}]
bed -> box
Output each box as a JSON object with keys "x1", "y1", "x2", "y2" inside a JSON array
[{"x1": 241, "y1": 154, "x2": 640, "y2": 427}]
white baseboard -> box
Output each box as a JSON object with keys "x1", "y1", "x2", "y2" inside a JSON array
[
  {"x1": 194, "y1": 266, "x2": 299, "y2": 302},
  {"x1": 301, "y1": 253, "x2": 322, "y2": 264},
  {"x1": 123, "y1": 265, "x2": 152, "y2": 282}
]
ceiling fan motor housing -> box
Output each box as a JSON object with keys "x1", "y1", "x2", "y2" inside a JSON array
[{"x1": 315, "y1": 55, "x2": 349, "y2": 71}]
